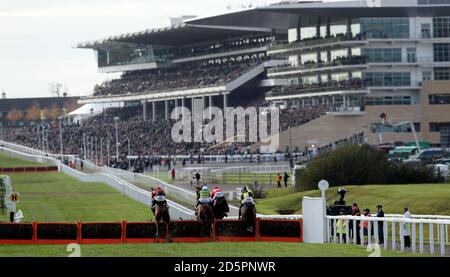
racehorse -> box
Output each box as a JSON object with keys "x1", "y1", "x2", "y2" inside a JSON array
[
  {"x1": 212, "y1": 196, "x2": 230, "y2": 220},
  {"x1": 240, "y1": 203, "x2": 257, "y2": 233},
  {"x1": 154, "y1": 202, "x2": 170, "y2": 238},
  {"x1": 197, "y1": 204, "x2": 214, "y2": 237}
]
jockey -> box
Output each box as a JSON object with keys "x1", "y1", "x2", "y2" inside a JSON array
[
  {"x1": 211, "y1": 186, "x2": 224, "y2": 201},
  {"x1": 152, "y1": 186, "x2": 165, "y2": 198},
  {"x1": 151, "y1": 186, "x2": 168, "y2": 215},
  {"x1": 195, "y1": 185, "x2": 212, "y2": 214},
  {"x1": 239, "y1": 186, "x2": 255, "y2": 218}
]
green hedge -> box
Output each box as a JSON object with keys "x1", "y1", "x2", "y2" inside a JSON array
[{"x1": 296, "y1": 145, "x2": 437, "y2": 191}]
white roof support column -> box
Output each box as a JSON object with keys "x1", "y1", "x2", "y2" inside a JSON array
[
  {"x1": 209, "y1": 95, "x2": 213, "y2": 118},
  {"x1": 181, "y1": 98, "x2": 185, "y2": 118},
  {"x1": 223, "y1": 93, "x2": 228, "y2": 120},
  {"x1": 143, "y1": 101, "x2": 147, "y2": 122},
  {"x1": 165, "y1": 100, "x2": 169, "y2": 120},
  {"x1": 152, "y1": 101, "x2": 156, "y2": 123}
]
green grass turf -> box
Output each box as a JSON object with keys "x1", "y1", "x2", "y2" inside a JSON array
[
  {"x1": 0, "y1": 152, "x2": 48, "y2": 168},
  {"x1": 218, "y1": 173, "x2": 281, "y2": 185},
  {"x1": 256, "y1": 184, "x2": 450, "y2": 215},
  {"x1": 0, "y1": 172, "x2": 153, "y2": 222},
  {"x1": 145, "y1": 172, "x2": 174, "y2": 184},
  {"x1": 0, "y1": 242, "x2": 430, "y2": 257}
]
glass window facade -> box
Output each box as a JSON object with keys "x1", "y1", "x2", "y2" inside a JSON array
[
  {"x1": 362, "y1": 48, "x2": 402, "y2": 63},
  {"x1": 429, "y1": 94, "x2": 450, "y2": 104},
  {"x1": 301, "y1": 52, "x2": 317, "y2": 64},
  {"x1": 365, "y1": 96, "x2": 411, "y2": 106},
  {"x1": 301, "y1": 75, "x2": 318, "y2": 85},
  {"x1": 288, "y1": 28, "x2": 298, "y2": 43},
  {"x1": 420, "y1": 0, "x2": 450, "y2": 4},
  {"x1": 301, "y1": 27, "x2": 317, "y2": 40},
  {"x1": 423, "y1": 71, "x2": 433, "y2": 81},
  {"x1": 363, "y1": 72, "x2": 411, "y2": 86},
  {"x1": 434, "y1": 43, "x2": 450, "y2": 62},
  {"x1": 430, "y1": 122, "x2": 450, "y2": 132},
  {"x1": 371, "y1": 122, "x2": 420, "y2": 133},
  {"x1": 434, "y1": 67, "x2": 450, "y2": 80},
  {"x1": 433, "y1": 17, "x2": 450, "y2": 38},
  {"x1": 360, "y1": 18, "x2": 410, "y2": 39},
  {"x1": 330, "y1": 49, "x2": 348, "y2": 60},
  {"x1": 97, "y1": 44, "x2": 170, "y2": 68},
  {"x1": 331, "y1": 72, "x2": 349, "y2": 81}
]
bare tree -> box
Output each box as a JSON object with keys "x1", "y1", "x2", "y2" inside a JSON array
[
  {"x1": 48, "y1": 83, "x2": 69, "y2": 97},
  {"x1": 25, "y1": 103, "x2": 41, "y2": 122},
  {"x1": 63, "y1": 100, "x2": 80, "y2": 114},
  {"x1": 6, "y1": 108, "x2": 23, "y2": 122}
]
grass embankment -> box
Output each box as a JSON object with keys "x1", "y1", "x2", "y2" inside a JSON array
[
  {"x1": 0, "y1": 152, "x2": 48, "y2": 168},
  {"x1": 256, "y1": 184, "x2": 450, "y2": 215}
]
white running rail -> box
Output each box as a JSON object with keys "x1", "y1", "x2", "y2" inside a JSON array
[{"x1": 327, "y1": 215, "x2": 449, "y2": 256}]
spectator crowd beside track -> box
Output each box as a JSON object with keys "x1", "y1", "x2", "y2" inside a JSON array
[{"x1": 2, "y1": 103, "x2": 328, "y2": 161}]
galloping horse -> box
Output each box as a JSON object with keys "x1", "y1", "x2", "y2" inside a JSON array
[
  {"x1": 154, "y1": 202, "x2": 170, "y2": 238},
  {"x1": 197, "y1": 204, "x2": 214, "y2": 237},
  {"x1": 240, "y1": 203, "x2": 257, "y2": 233},
  {"x1": 212, "y1": 196, "x2": 230, "y2": 220}
]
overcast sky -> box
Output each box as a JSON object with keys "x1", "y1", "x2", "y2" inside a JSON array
[{"x1": 0, "y1": 0, "x2": 339, "y2": 99}]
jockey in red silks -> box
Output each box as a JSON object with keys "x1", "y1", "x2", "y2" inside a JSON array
[
  {"x1": 151, "y1": 186, "x2": 167, "y2": 215},
  {"x1": 210, "y1": 186, "x2": 223, "y2": 200}
]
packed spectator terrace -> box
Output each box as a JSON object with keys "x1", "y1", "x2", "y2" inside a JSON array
[
  {"x1": 2, "y1": 99, "x2": 327, "y2": 159},
  {"x1": 268, "y1": 78, "x2": 365, "y2": 97},
  {"x1": 93, "y1": 58, "x2": 265, "y2": 97},
  {"x1": 174, "y1": 34, "x2": 275, "y2": 59}
]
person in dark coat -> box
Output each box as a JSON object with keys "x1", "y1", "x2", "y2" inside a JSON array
[
  {"x1": 283, "y1": 172, "x2": 289, "y2": 188},
  {"x1": 376, "y1": 205, "x2": 385, "y2": 244}
]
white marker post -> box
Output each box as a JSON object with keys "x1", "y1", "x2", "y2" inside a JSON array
[{"x1": 318, "y1": 180, "x2": 329, "y2": 242}]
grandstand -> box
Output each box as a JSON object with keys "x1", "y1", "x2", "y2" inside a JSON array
[{"x1": 2, "y1": 0, "x2": 450, "y2": 159}]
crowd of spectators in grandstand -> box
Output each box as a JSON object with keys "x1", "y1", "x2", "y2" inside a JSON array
[
  {"x1": 175, "y1": 34, "x2": 275, "y2": 59},
  {"x1": 270, "y1": 78, "x2": 365, "y2": 95},
  {"x1": 2, "y1": 101, "x2": 327, "y2": 162},
  {"x1": 94, "y1": 59, "x2": 263, "y2": 97}
]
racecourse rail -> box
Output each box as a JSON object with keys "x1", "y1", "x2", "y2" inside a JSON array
[{"x1": 328, "y1": 215, "x2": 450, "y2": 256}]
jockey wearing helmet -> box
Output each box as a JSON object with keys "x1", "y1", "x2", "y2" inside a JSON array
[
  {"x1": 195, "y1": 185, "x2": 212, "y2": 214},
  {"x1": 211, "y1": 186, "x2": 224, "y2": 201},
  {"x1": 239, "y1": 185, "x2": 255, "y2": 218},
  {"x1": 151, "y1": 186, "x2": 168, "y2": 215}
]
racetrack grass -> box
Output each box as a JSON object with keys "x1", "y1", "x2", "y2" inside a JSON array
[
  {"x1": 0, "y1": 172, "x2": 153, "y2": 222},
  {"x1": 217, "y1": 173, "x2": 283, "y2": 186},
  {"x1": 0, "y1": 152, "x2": 48, "y2": 168},
  {"x1": 145, "y1": 171, "x2": 174, "y2": 184},
  {"x1": 0, "y1": 242, "x2": 430, "y2": 257},
  {"x1": 256, "y1": 184, "x2": 450, "y2": 215}
]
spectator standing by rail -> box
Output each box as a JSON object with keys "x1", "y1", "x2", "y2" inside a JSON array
[
  {"x1": 376, "y1": 205, "x2": 385, "y2": 244},
  {"x1": 276, "y1": 173, "x2": 282, "y2": 188},
  {"x1": 336, "y1": 209, "x2": 347, "y2": 243},
  {"x1": 403, "y1": 207, "x2": 412, "y2": 248},
  {"x1": 195, "y1": 172, "x2": 201, "y2": 186},
  {"x1": 283, "y1": 172, "x2": 289, "y2": 188},
  {"x1": 171, "y1": 168, "x2": 176, "y2": 181}
]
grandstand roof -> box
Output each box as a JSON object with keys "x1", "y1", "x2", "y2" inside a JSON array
[
  {"x1": 77, "y1": 23, "x2": 272, "y2": 49},
  {"x1": 187, "y1": 0, "x2": 450, "y2": 29}
]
